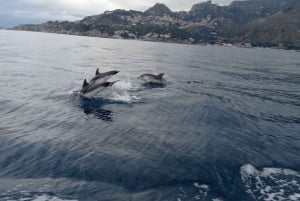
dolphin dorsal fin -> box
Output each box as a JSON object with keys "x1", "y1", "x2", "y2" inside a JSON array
[
  {"x1": 95, "y1": 68, "x2": 100, "y2": 75},
  {"x1": 82, "y1": 79, "x2": 89, "y2": 88},
  {"x1": 158, "y1": 73, "x2": 164, "y2": 79}
]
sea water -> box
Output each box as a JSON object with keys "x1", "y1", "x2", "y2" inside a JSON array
[{"x1": 0, "y1": 30, "x2": 299, "y2": 201}]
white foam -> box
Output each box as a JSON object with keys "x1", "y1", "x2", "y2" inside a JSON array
[
  {"x1": 241, "y1": 164, "x2": 258, "y2": 175},
  {"x1": 113, "y1": 80, "x2": 134, "y2": 90},
  {"x1": 289, "y1": 193, "x2": 300, "y2": 201},
  {"x1": 212, "y1": 198, "x2": 223, "y2": 201},
  {"x1": 32, "y1": 195, "x2": 77, "y2": 201},
  {"x1": 261, "y1": 167, "x2": 299, "y2": 177},
  {"x1": 193, "y1": 182, "x2": 209, "y2": 190},
  {"x1": 241, "y1": 164, "x2": 300, "y2": 201},
  {"x1": 110, "y1": 80, "x2": 140, "y2": 103},
  {"x1": 0, "y1": 194, "x2": 78, "y2": 201},
  {"x1": 175, "y1": 182, "x2": 217, "y2": 201}
]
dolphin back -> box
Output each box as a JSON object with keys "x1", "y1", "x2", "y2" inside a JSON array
[
  {"x1": 90, "y1": 70, "x2": 119, "y2": 85},
  {"x1": 139, "y1": 73, "x2": 164, "y2": 80}
]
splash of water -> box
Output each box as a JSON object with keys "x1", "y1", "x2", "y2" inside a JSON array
[{"x1": 110, "y1": 80, "x2": 140, "y2": 103}]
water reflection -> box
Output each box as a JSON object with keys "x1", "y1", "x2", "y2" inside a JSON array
[{"x1": 78, "y1": 97, "x2": 114, "y2": 122}]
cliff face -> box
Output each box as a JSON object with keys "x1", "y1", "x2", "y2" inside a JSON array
[
  {"x1": 13, "y1": 0, "x2": 300, "y2": 49},
  {"x1": 243, "y1": 7, "x2": 300, "y2": 49}
]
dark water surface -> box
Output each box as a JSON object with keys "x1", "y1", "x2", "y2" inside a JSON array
[{"x1": 0, "y1": 30, "x2": 299, "y2": 201}]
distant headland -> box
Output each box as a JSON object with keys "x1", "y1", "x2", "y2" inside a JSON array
[{"x1": 12, "y1": 0, "x2": 300, "y2": 50}]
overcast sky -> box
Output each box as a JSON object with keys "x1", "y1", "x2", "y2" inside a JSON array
[{"x1": 0, "y1": 0, "x2": 236, "y2": 27}]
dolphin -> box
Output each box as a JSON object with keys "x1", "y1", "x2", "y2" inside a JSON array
[
  {"x1": 89, "y1": 68, "x2": 119, "y2": 85},
  {"x1": 138, "y1": 73, "x2": 165, "y2": 84},
  {"x1": 81, "y1": 79, "x2": 119, "y2": 97}
]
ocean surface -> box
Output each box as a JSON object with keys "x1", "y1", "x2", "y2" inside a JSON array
[{"x1": 0, "y1": 30, "x2": 300, "y2": 201}]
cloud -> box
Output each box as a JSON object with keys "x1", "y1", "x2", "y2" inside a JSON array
[{"x1": 0, "y1": 0, "x2": 235, "y2": 27}]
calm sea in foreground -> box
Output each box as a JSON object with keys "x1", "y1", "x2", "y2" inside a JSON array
[{"x1": 0, "y1": 30, "x2": 299, "y2": 201}]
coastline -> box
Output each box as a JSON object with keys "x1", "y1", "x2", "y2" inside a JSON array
[{"x1": 7, "y1": 29, "x2": 299, "y2": 51}]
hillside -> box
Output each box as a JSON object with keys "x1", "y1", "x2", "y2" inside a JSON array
[
  {"x1": 243, "y1": 7, "x2": 300, "y2": 49},
  {"x1": 13, "y1": 0, "x2": 300, "y2": 49}
]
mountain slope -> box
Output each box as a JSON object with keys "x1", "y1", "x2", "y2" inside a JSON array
[
  {"x1": 243, "y1": 7, "x2": 300, "y2": 49},
  {"x1": 12, "y1": 0, "x2": 300, "y2": 49},
  {"x1": 144, "y1": 3, "x2": 172, "y2": 16}
]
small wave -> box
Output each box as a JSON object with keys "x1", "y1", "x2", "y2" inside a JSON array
[
  {"x1": 240, "y1": 164, "x2": 300, "y2": 201},
  {"x1": 260, "y1": 114, "x2": 300, "y2": 124},
  {"x1": 175, "y1": 182, "x2": 223, "y2": 201},
  {"x1": 0, "y1": 192, "x2": 77, "y2": 201},
  {"x1": 52, "y1": 66, "x2": 74, "y2": 73},
  {"x1": 33, "y1": 195, "x2": 78, "y2": 201}
]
